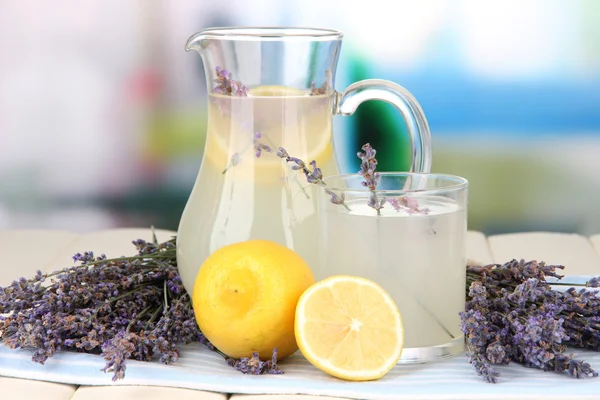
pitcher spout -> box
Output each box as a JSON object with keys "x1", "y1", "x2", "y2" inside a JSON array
[{"x1": 185, "y1": 31, "x2": 205, "y2": 52}]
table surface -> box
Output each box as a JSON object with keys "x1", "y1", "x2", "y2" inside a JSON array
[{"x1": 2, "y1": 227, "x2": 600, "y2": 400}]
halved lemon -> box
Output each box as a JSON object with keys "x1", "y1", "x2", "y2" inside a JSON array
[{"x1": 295, "y1": 275, "x2": 404, "y2": 381}]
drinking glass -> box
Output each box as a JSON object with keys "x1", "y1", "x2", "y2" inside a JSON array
[{"x1": 317, "y1": 172, "x2": 468, "y2": 363}]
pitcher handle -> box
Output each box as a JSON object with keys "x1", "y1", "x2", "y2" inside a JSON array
[{"x1": 334, "y1": 79, "x2": 432, "y2": 173}]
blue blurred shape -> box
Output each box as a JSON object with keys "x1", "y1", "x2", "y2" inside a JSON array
[{"x1": 403, "y1": 72, "x2": 600, "y2": 136}]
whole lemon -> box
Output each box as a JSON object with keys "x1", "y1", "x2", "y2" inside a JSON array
[{"x1": 192, "y1": 240, "x2": 315, "y2": 360}]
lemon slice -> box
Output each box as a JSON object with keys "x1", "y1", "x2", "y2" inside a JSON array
[
  {"x1": 248, "y1": 85, "x2": 307, "y2": 97},
  {"x1": 295, "y1": 275, "x2": 404, "y2": 381}
]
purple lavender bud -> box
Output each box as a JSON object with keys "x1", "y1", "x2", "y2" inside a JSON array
[
  {"x1": 276, "y1": 147, "x2": 289, "y2": 158},
  {"x1": 268, "y1": 347, "x2": 284, "y2": 374},
  {"x1": 568, "y1": 360, "x2": 598, "y2": 378},
  {"x1": 309, "y1": 160, "x2": 323, "y2": 181},
  {"x1": 468, "y1": 281, "x2": 487, "y2": 302},
  {"x1": 367, "y1": 195, "x2": 376, "y2": 209},
  {"x1": 213, "y1": 66, "x2": 247, "y2": 97},
  {"x1": 485, "y1": 341, "x2": 508, "y2": 364},
  {"x1": 357, "y1": 143, "x2": 380, "y2": 194},
  {"x1": 362, "y1": 143, "x2": 376, "y2": 159},
  {"x1": 586, "y1": 277, "x2": 600, "y2": 288},
  {"x1": 467, "y1": 352, "x2": 500, "y2": 383},
  {"x1": 325, "y1": 189, "x2": 346, "y2": 205},
  {"x1": 388, "y1": 197, "x2": 401, "y2": 212}
]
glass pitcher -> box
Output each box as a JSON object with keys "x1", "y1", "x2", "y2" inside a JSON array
[{"x1": 177, "y1": 27, "x2": 432, "y2": 292}]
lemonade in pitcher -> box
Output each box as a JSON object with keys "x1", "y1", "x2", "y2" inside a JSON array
[{"x1": 177, "y1": 85, "x2": 338, "y2": 291}]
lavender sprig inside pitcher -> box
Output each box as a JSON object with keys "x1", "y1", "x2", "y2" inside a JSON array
[
  {"x1": 213, "y1": 66, "x2": 248, "y2": 96},
  {"x1": 310, "y1": 70, "x2": 330, "y2": 95},
  {"x1": 276, "y1": 147, "x2": 350, "y2": 210},
  {"x1": 222, "y1": 132, "x2": 273, "y2": 174}
]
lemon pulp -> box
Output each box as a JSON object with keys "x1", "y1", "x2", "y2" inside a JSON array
[{"x1": 295, "y1": 275, "x2": 404, "y2": 381}]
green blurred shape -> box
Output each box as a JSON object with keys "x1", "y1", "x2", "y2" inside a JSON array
[
  {"x1": 432, "y1": 147, "x2": 573, "y2": 234},
  {"x1": 146, "y1": 107, "x2": 208, "y2": 159},
  {"x1": 346, "y1": 55, "x2": 412, "y2": 173}
]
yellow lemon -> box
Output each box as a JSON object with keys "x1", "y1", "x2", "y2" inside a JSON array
[
  {"x1": 295, "y1": 275, "x2": 404, "y2": 381},
  {"x1": 192, "y1": 240, "x2": 315, "y2": 360}
]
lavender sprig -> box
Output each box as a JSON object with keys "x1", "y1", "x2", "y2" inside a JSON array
[
  {"x1": 462, "y1": 259, "x2": 599, "y2": 383},
  {"x1": 222, "y1": 132, "x2": 273, "y2": 174},
  {"x1": 226, "y1": 348, "x2": 283, "y2": 375},
  {"x1": 213, "y1": 66, "x2": 248, "y2": 96},
  {"x1": 388, "y1": 196, "x2": 430, "y2": 215},
  {"x1": 0, "y1": 235, "x2": 283, "y2": 380},
  {"x1": 357, "y1": 143, "x2": 385, "y2": 214},
  {"x1": 276, "y1": 147, "x2": 350, "y2": 211},
  {"x1": 310, "y1": 70, "x2": 331, "y2": 96}
]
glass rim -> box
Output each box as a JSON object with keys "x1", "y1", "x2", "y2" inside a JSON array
[
  {"x1": 195, "y1": 26, "x2": 343, "y2": 41},
  {"x1": 322, "y1": 172, "x2": 469, "y2": 194}
]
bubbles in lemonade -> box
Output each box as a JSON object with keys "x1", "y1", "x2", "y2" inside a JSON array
[
  {"x1": 318, "y1": 196, "x2": 466, "y2": 354},
  {"x1": 177, "y1": 86, "x2": 338, "y2": 292}
]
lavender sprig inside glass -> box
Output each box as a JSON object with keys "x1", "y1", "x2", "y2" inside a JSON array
[
  {"x1": 357, "y1": 143, "x2": 385, "y2": 214},
  {"x1": 273, "y1": 142, "x2": 429, "y2": 216}
]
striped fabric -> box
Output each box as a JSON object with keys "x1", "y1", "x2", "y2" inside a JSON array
[
  {"x1": 1, "y1": 342, "x2": 600, "y2": 399},
  {"x1": 2, "y1": 228, "x2": 600, "y2": 399}
]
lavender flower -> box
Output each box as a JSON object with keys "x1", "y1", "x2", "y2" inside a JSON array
[
  {"x1": 388, "y1": 196, "x2": 430, "y2": 215},
  {"x1": 253, "y1": 132, "x2": 272, "y2": 158},
  {"x1": 586, "y1": 276, "x2": 600, "y2": 288},
  {"x1": 310, "y1": 70, "x2": 330, "y2": 95},
  {"x1": 0, "y1": 234, "x2": 284, "y2": 380},
  {"x1": 226, "y1": 348, "x2": 283, "y2": 375},
  {"x1": 357, "y1": 143, "x2": 384, "y2": 214},
  {"x1": 485, "y1": 340, "x2": 509, "y2": 365},
  {"x1": 357, "y1": 143, "x2": 378, "y2": 190},
  {"x1": 467, "y1": 350, "x2": 501, "y2": 383},
  {"x1": 276, "y1": 148, "x2": 319, "y2": 183},
  {"x1": 213, "y1": 66, "x2": 248, "y2": 96},
  {"x1": 101, "y1": 330, "x2": 137, "y2": 381},
  {"x1": 464, "y1": 259, "x2": 598, "y2": 383},
  {"x1": 274, "y1": 146, "x2": 350, "y2": 210},
  {"x1": 222, "y1": 131, "x2": 273, "y2": 174},
  {"x1": 325, "y1": 189, "x2": 346, "y2": 205}
]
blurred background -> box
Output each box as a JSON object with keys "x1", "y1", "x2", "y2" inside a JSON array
[{"x1": 1, "y1": 0, "x2": 599, "y2": 235}]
